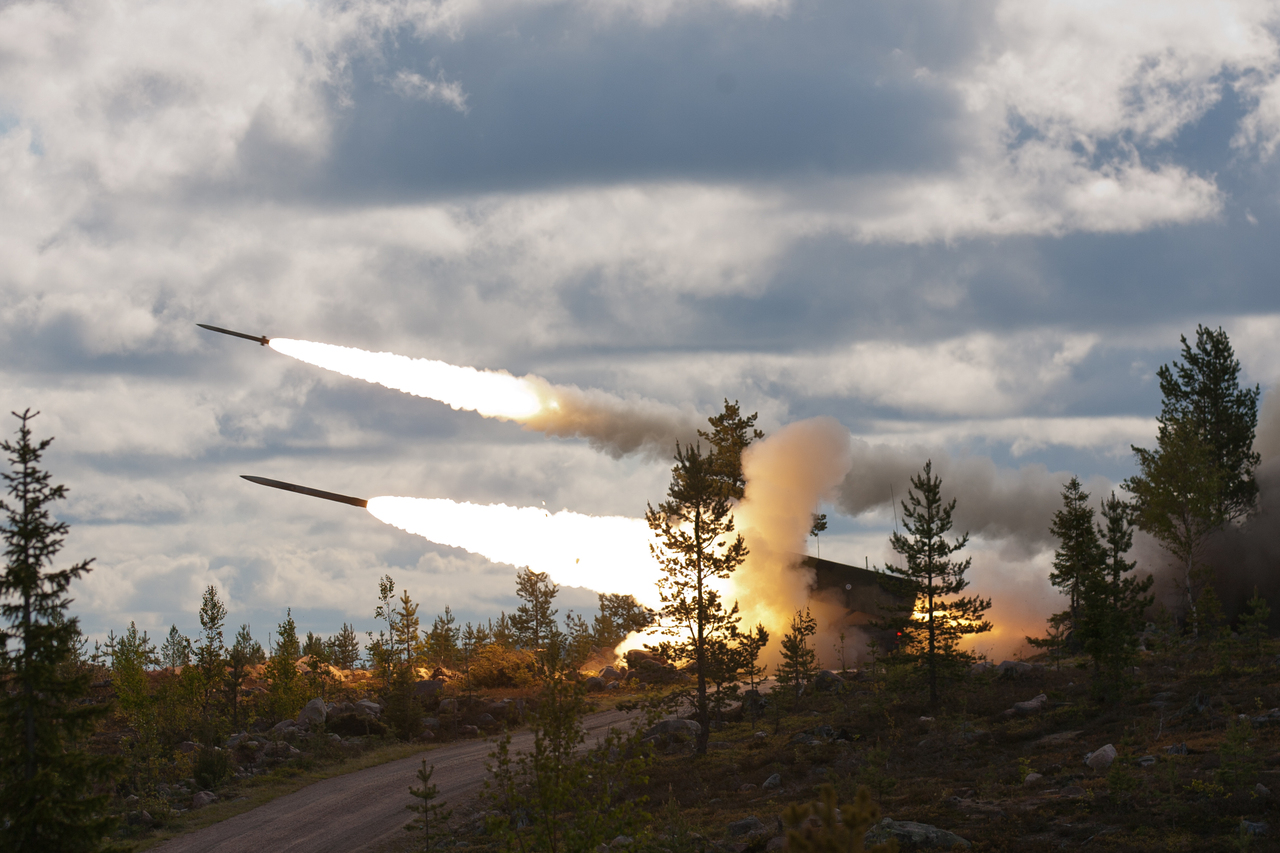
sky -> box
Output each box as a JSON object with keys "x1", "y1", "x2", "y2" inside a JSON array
[{"x1": 3, "y1": 0, "x2": 1280, "y2": 654}]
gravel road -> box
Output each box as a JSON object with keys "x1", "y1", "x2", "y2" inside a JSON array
[{"x1": 153, "y1": 708, "x2": 639, "y2": 853}]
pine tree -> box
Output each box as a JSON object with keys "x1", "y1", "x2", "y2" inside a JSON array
[
  {"x1": 0, "y1": 410, "x2": 117, "y2": 850},
  {"x1": 809, "y1": 513, "x2": 828, "y2": 557},
  {"x1": 160, "y1": 624, "x2": 192, "y2": 669},
  {"x1": 427, "y1": 606, "x2": 459, "y2": 666},
  {"x1": 1239, "y1": 589, "x2": 1271, "y2": 657},
  {"x1": 1154, "y1": 325, "x2": 1261, "y2": 520},
  {"x1": 392, "y1": 590, "x2": 425, "y2": 669},
  {"x1": 697, "y1": 399, "x2": 764, "y2": 500},
  {"x1": 1126, "y1": 326, "x2": 1261, "y2": 629},
  {"x1": 195, "y1": 584, "x2": 228, "y2": 722},
  {"x1": 777, "y1": 608, "x2": 819, "y2": 703},
  {"x1": 882, "y1": 460, "x2": 991, "y2": 709},
  {"x1": 325, "y1": 623, "x2": 361, "y2": 670},
  {"x1": 490, "y1": 611, "x2": 515, "y2": 648},
  {"x1": 1046, "y1": 477, "x2": 1105, "y2": 646},
  {"x1": 591, "y1": 593, "x2": 654, "y2": 649},
  {"x1": 647, "y1": 441, "x2": 748, "y2": 755},
  {"x1": 267, "y1": 609, "x2": 304, "y2": 720},
  {"x1": 226, "y1": 624, "x2": 260, "y2": 728},
  {"x1": 404, "y1": 760, "x2": 451, "y2": 849},
  {"x1": 511, "y1": 568, "x2": 561, "y2": 652}
]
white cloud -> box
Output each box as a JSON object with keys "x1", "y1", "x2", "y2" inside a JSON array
[{"x1": 390, "y1": 69, "x2": 469, "y2": 113}]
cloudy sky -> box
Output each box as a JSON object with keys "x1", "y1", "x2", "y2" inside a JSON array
[{"x1": 3, "y1": 0, "x2": 1280, "y2": 651}]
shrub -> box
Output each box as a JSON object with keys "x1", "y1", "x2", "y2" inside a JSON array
[{"x1": 468, "y1": 644, "x2": 536, "y2": 689}]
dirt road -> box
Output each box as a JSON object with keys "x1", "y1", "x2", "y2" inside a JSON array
[{"x1": 153, "y1": 709, "x2": 638, "y2": 853}]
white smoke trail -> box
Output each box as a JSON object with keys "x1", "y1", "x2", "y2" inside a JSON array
[
  {"x1": 268, "y1": 338, "x2": 697, "y2": 457},
  {"x1": 366, "y1": 496, "x2": 662, "y2": 606}
]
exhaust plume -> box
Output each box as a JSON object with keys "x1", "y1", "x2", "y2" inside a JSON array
[
  {"x1": 366, "y1": 496, "x2": 662, "y2": 606},
  {"x1": 268, "y1": 338, "x2": 697, "y2": 458},
  {"x1": 731, "y1": 418, "x2": 855, "y2": 663}
]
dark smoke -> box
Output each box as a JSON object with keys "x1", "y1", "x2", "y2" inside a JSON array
[{"x1": 836, "y1": 438, "x2": 1112, "y2": 559}]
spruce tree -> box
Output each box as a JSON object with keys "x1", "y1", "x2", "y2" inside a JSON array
[
  {"x1": 1078, "y1": 493, "x2": 1154, "y2": 699},
  {"x1": 325, "y1": 623, "x2": 361, "y2": 670},
  {"x1": 1046, "y1": 477, "x2": 1106, "y2": 646},
  {"x1": 511, "y1": 568, "x2": 561, "y2": 652},
  {"x1": 647, "y1": 441, "x2": 748, "y2": 755},
  {"x1": 0, "y1": 410, "x2": 117, "y2": 850},
  {"x1": 882, "y1": 460, "x2": 991, "y2": 709},
  {"x1": 777, "y1": 608, "x2": 819, "y2": 703}
]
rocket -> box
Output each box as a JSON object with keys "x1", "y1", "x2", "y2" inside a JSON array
[
  {"x1": 241, "y1": 475, "x2": 368, "y2": 509},
  {"x1": 197, "y1": 323, "x2": 270, "y2": 346}
]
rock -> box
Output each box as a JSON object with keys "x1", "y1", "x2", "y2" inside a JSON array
[
  {"x1": 1257, "y1": 783, "x2": 1272, "y2": 798},
  {"x1": 600, "y1": 665, "x2": 623, "y2": 681},
  {"x1": 1138, "y1": 755, "x2": 1157, "y2": 768},
  {"x1": 439, "y1": 698, "x2": 459, "y2": 715},
  {"x1": 814, "y1": 670, "x2": 845, "y2": 692},
  {"x1": 1023, "y1": 773, "x2": 1043, "y2": 786},
  {"x1": 643, "y1": 719, "x2": 701, "y2": 740},
  {"x1": 423, "y1": 717, "x2": 441, "y2": 730},
  {"x1": 624, "y1": 649, "x2": 667, "y2": 668},
  {"x1": 709, "y1": 741, "x2": 731, "y2": 750},
  {"x1": 412, "y1": 679, "x2": 445, "y2": 700},
  {"x1": 1165, "y1": 742, "x2": 1188, "y2": 756},
  {"x1": 139, "y1": 810, "x2": 153, "y2": 825},
  {"x1": 327, "y1": 732, "x2": 342, "y2": 743},
  {"x1": 459, "y1": 725, "x2": 479, "y2": 738},
  {"x1": 765, "y1": 837, "x2": 787, "y2": 852},
  {"x1": 1251, "y1": 708, "x2": 1280, "y2": 725},
  {"x1": 585, "y1": 676, "x2": 607, "y2": 692},
  {"x1": 610, "y1": 836, "x2": 634, "y2": 847},
  {"x1": 1010, "y1": 694, "x2": 1049, "y2": 715},
  {"x1": 762, "y1": 773, "x2": 782, "y2": 790},
  {"x1": 476, "y1": 713, "x2": 499, "y2": 727},
  {"x1": 865, "y1": 818, "x2": 971, "y2": 849},
  {"x1": 354, "y1": 699, "x2": 382, "y2": 717},
  {"x1": 969, "y1": 661, "x2": 993, "y2": 674},
  {"x1": 996, "y1": 660, "x2": 1034, "y2": 676},
  {"x1": 191, "y1": 791, "x2": 218, "y2": 809},
  {"x1": 1034, "y1": 730, "x2": 1081, "y2": 748},
  {"x1": 297, "y1": 697, "x2": 327, "y2": 729},
  {"x1": 1240, "y1": 820, "x2": 1269, "y2": 836},
  {"x1": 754, "y1": 731, "x2": 768, "y2": 739},
  {"x1": 178, "y1": 741, "x2": 198, "y2": 753},
  {"x1": 124, "y1": 794, "x2": 140, "y2": 807},
  {"x1": 1086, "y1": 744, "x2": 1117, "y2": 772},
  {"x1": 739, "y1": 783, "x2": 758, "y2": 794},
  {"x1": 728, "y1": 816, "x2": 766, "y2": 837}
]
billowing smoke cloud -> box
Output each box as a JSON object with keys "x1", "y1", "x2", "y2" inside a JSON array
[
  {"x1": 269, "y1": 338, "x2": 698, "y2": 458},
  {"x1": 837, "y1": 439, "x2": 1112, "y2": 558},
  {"x1": 834, "y1": 440, "x2": 1116, "y2": 660},
  {"x1": 732, "y1": 418, "x2": 854, "y2": 663}
]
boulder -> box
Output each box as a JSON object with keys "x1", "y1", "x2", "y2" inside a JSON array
[
  {"x1": 814, "y1": 670, "x2": 845, "y2": 692},
  {"x1": 728, "y1": 816, "x2": 767, "y2": 837},
  {"x1": 1138, "y1": 755, "x2": 1157, "y2": 768},
  {"x1": 765, "y1": 837, "x2": 786, "y2": 852},
  {"x1": 762, "y1": 773, "x2": 782, "y2": 790},
  {"x1": 412, "y1": 679, "x2": 445, "y2": 701},
  {"x1": 1000, "y1": 693, "x2": 1049, "y2": 719},
  {"x1": 476, "y1": 713, "x2": 499, "y2": 727},
  {"x1": 459, "y1": 725, "x2": 480, "y2": 738},
  {"x1": 624, "y1": 649, "x2": 667, "y2": 668},
  {"x1": 1240, "y1": 820, "x2": 1269, "y2": 837},
  {"x1": 354, "y1": 699, "x2": 382, "y2": 717},
  {"x1": 297, "y1": 697, "x2": 327, "y2": 729},
  {"x1": 439, "y1": 698, "x2": 459, "y2": 715},
  {"x1": 191, "y1": 791, "x2": 218, "y2": 810},
  {"x1": 996, "y1": 660, "x2": 1034, "y2": 677},
  {"x1": 643, "y1": 719, "x2": 701, "y2": 741},
  {"x1": 1086, "y1": 744, "x2": 1117, "y2": 773},
  {"x1": 1022, "y1": 772, "x2": 1043, "y2": 786},
  {"x1": 585, "y1": 676, "x2": 607, "y2": 692},
  {"x1": 1165, "y1": 742, "x2": 1188, "y2": 755},
  {"x1": 864, "y1": 818, "x2": 971, "y2": 849},
  {"x1": 600, "y1": 665, "x2": 623, "y2": 681}
]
